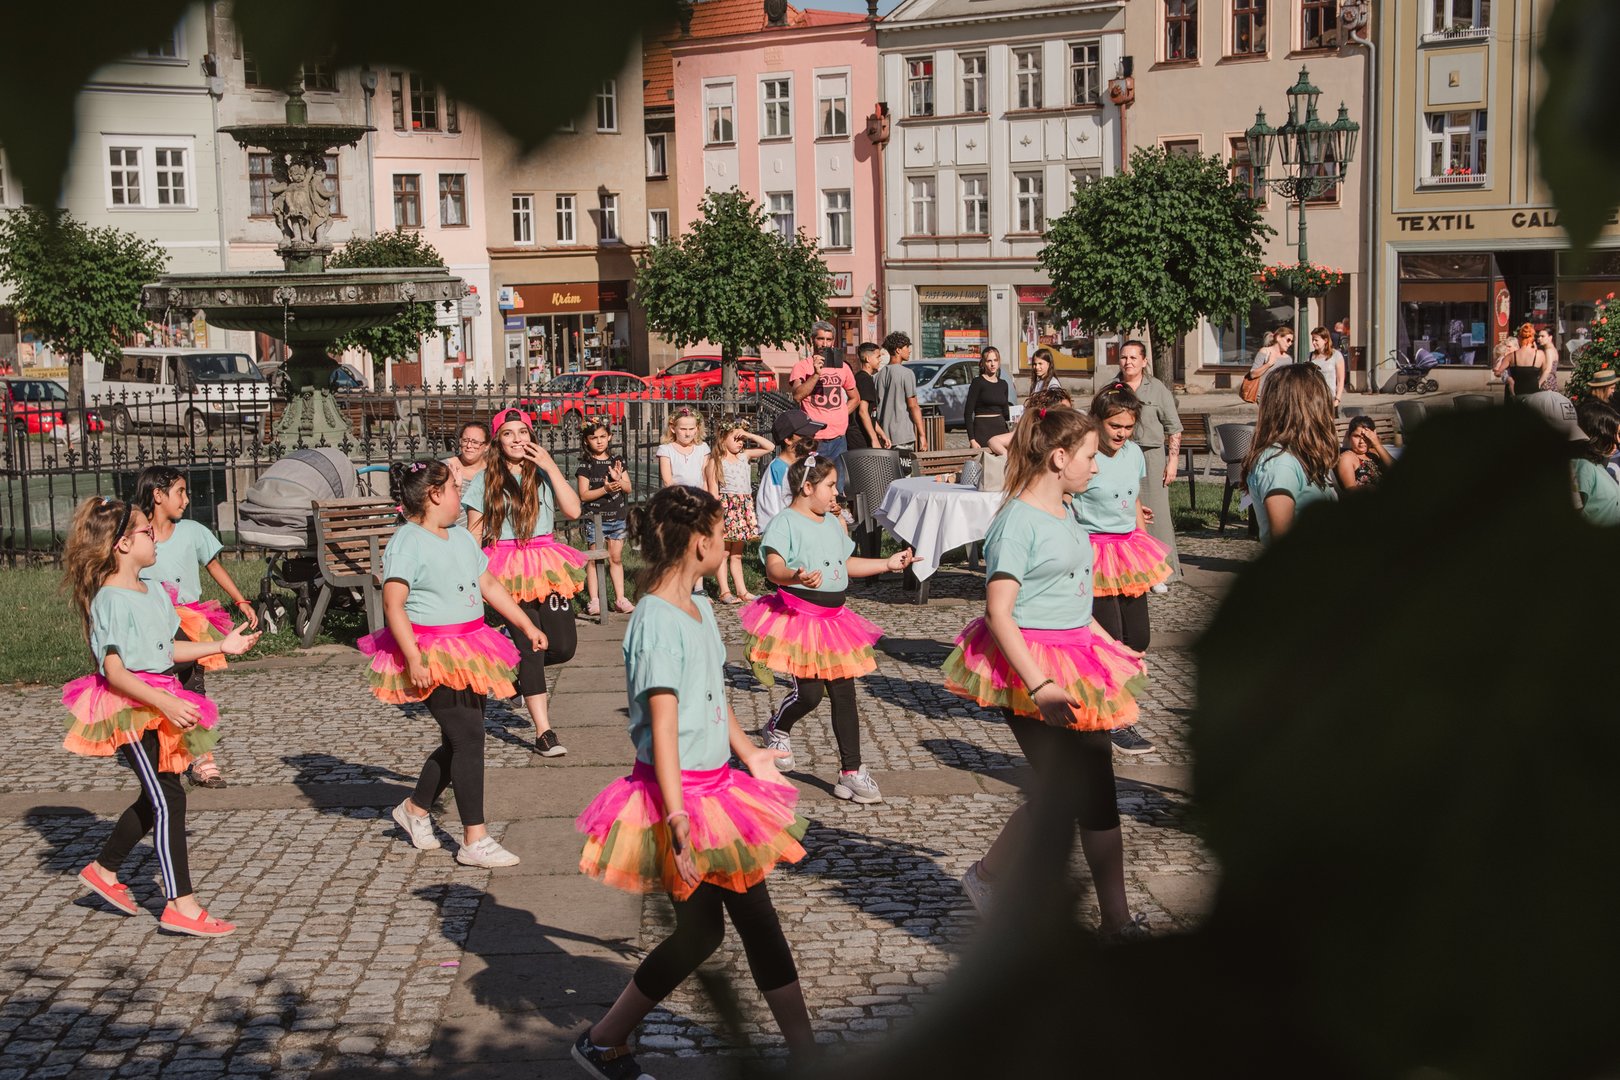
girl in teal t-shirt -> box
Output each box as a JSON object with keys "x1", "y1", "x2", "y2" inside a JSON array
[
  {"x1": 1241, "y1": 363, "x2": 1340, "y2": 545},
  {"x1": 1574, "y1": 399, "x2": 1620, "y2": 526},
  {"x1": 741, "y1": 454, "x2": 914, "y2": 805},
  {"x1": 359, "y1": 459, "x2": 545, "y2": 871},
  {"x1": 574, "y1": 485, "x2": 812, "y2": 1078},
  {"x1": 135, "y1": 465, "x2": 261, "y2": 788},
  {"x1": 943, "y1": 406, "x2": 1149, "y2": 937},
  {"x1": 61, "y1": 497, "x2": 260, "y2": 938}
]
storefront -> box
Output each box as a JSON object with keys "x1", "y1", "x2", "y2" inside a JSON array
[
  {"x1": 501, "y1": 280, "x2": 631, "y2": 385},
  {"x1": 1015, "y1": 286, "x2": 1094, "y2": 376},
  {"x1": 916, "y1": 286, "x2": 989, "y2": 361}
]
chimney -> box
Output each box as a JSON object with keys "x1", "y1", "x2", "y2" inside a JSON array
[
  {"x1": 765, "y1": 0, "x2": 789, "y2": 27},
  {"x1": 677, "y1": 0, "x2": 693, "y2": 35}
]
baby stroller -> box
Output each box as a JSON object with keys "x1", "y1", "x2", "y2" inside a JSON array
[
  {"x1": 237, "y1": 447, "x2": 385, "y2": 639},
  {"x1": 1393, "y1": 351, "x2": 1443, "y2": 395}
]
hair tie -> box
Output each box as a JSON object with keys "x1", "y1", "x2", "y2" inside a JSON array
[
  {"x1": 408, "y1": 461, "x2": 427, "y2": 473},
  {"x1": 111, "y1": 500, "x2": 133, "y2": 543},
  {"x1": 393, "y1": 504, "x2": 404, "y2": 516},
  {"x1": 1038, "y1": 408, "x2": 1047, "y2": 419}
]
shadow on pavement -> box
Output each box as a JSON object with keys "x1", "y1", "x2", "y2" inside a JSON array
[{"x1": 786, "y1": 822, "x2": 967, "y2": 951}]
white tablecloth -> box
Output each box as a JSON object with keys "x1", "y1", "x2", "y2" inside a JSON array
[{"x1": 875, "y1": 476, "x2": 1001, "y2": 581}]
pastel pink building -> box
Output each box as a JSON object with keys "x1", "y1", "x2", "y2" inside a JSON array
[{"x1": 670, "y1": 3, "x2": 881, "y2": 371}]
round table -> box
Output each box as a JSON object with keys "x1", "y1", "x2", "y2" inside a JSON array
[{"x1": 875, "y1": 476, "x2": 1001, "y2": 583}]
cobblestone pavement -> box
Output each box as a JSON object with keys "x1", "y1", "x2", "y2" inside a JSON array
[{"x1": 0, "y1": 530, "x2": 1256, "y2": 1077}]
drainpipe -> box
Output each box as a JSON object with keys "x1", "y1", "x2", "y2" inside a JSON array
[
  {"x1": 360, "y1": 68, "x2": 379, "y2": 239},
  {"x1": 867, "y1": 101, "x2": 890, "y2": 336},
  {"x1": 1350, "y1": 12, "x2": 1379, "y2": 392}
]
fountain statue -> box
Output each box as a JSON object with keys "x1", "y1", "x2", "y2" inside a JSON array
[{"x1": 142, "y1": 82, "x2": 465, "y2": 444}]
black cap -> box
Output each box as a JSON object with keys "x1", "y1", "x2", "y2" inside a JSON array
[{"x1": 772, "y1": 408, "x2": 826, "y2": 443}]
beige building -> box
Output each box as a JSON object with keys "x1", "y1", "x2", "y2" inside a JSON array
[
  {"x1": 1375, "y1": 0, "x2": 1620, "y2": 390},
  {"x1": 1124, "y1": 0, "x2": 1370, "y2": 387},
  {"x1": 481, "y1": 54, "x2": 650, "y2": 382}
]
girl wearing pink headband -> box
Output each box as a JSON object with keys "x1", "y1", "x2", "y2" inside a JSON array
[{"x1": 461, "y1": 409, "x2": 586, "y2": 758}]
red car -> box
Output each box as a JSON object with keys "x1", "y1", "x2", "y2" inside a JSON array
[
  {"x1": 1, "y1": 378, "x2": 105, "y2": 435},
  {"x1": 522, "y1": 371, "x2": 651, "y2": 435},
  {"x1": 645, "y1": 355, "x2": 780, "y2": 400}
]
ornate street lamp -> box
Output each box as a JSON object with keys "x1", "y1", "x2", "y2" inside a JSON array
[{"x1": 1245, "y1": 67, "x2": 1360, "y2": 363}]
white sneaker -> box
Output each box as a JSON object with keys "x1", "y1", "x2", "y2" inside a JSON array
[
  {"x1": 1150, "y1": 582, "x2": 1169, "y2": 595},
  {"x1": 392, "y1": 801, "x2": 440, "y2": 850},
  {"x1": 456, "y1": 836, "x2": 520, "y2": 868},
  {"x1": 961, "y1": 860, "x2": 993, "y2": 915},
  {"x1": 762, "y1": 727, "x2": 796, "y2": 772},
  {"x1": 833, "y1": 767, "x2": 883, "y2": 804}
]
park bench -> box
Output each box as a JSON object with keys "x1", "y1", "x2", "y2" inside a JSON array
[
  {"x1": 1335, "y1": 414, "x2": 1400, "y2": 447},
  {"x1": 419, "y1": 396, "x2": 487, "y2": 452},
  {"x1": 307, "y1": 496, "x2": 398, "y2": 646},
  {"x1": 1179, "y1": 414, "x2": 1213, "y2": 508},
  {"x1": 904, "y1": 447, "x2": 980, "y2": 479}
]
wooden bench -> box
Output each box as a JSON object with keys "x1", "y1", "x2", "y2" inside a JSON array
[
  {"x1": 419, "y1": 396, "x2": 487, "y2": 451},
  {"x1": 905, "y1": 447, "x2": 979, "y2": 478},
  {"x1": 307, "y1": 496, "x2": 399, "y2": 646},
  {"x1": 1179, "y1": 414, "x2": 1212, "y2": 509},
  {"x1": 557, "y1": 511, "x2": 611, "y2": 622},
  {"x1": 1335, "y1": 415, "x2": 1399, "y2": 447}
]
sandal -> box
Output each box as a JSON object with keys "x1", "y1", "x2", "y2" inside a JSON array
[
  {"x1": 186, "y1": 756, "x2": 227, "y2": 790},
  {"x1": 585, "y1": 598, "x2": 601, "y2": 616},
  {"x1": 612, "y1": 598, "x2": 635, "y2": 614},
  {"x1": 737, "y1": 591, "x2": 759, "y2": 603},
  {"x1": 78, "y1": 865, "x2": 139, "y2": 915},
  {"x1": 159, "y1": 904, "x2": 236, "y2": 938},
  {"x1": 720, "y1": 593, "x2": 743, "y2": 606}
]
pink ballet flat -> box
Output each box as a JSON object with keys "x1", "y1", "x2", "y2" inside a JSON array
[
  {"x1": 159, "y1": 905, "x2": 236, "y2": 938},
  {"x1": 78, "y1": 865, "x2": 139, "y2": 915},
  {"x1": 612, "y1": 598, "x2": 635, "y2": 614}
]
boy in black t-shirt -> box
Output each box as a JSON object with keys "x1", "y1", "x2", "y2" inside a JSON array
[
  {"x1": 574, "y1": 421, "x2": 633, "y2": 615},
  {"x1": 846, "y1": 342, "x2": 885, "y2": 451}
]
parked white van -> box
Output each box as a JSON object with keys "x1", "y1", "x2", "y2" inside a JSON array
[{"x1": 94, "y1": 348, "x2": 272, "y2": 437}]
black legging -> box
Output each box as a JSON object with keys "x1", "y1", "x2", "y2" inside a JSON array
[
  {"x1": 172, "y1": 628, "x2": 205, "y2": 696},
  {"x1": 412, "y1": 685, "x2": 488, "y2": 827},
  {"x1": 100, "y1": 730, "x2": 192, "y2": 899},
  {"x1": 769, "y1": 676, "x2": 860, "y2": 771},
  {"x1": 500, "y1": 595, "x2": 577, "y2": 697},
  {"x1": 1003, "y1": 711, "x2": 1120, "y2": 831},
  {"x1": 1091, "y1": 594, "x2": 1150, "y2": 654},
  {"x1": 632, "y1": 881, "x2": 798, "y2": 1001}
]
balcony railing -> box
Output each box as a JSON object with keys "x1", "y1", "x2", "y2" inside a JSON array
[
  {"x1": 1420, "y1": 171, "x2": 1489, "y2": 188},
  {"x1": 1421, "y1": 25, "x2": 1492, "y2": 44}
]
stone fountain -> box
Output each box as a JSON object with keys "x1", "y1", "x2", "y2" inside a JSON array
[{"x1": 143, "y1": 83, "x2": 465, "y2": 444}]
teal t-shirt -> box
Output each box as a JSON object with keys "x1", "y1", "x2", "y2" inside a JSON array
[
  {"x1": 1077, "y1": 441, "x2": 1146, "y2": 535},
  {"x1": 984, "y1": 498, "x2": 1093, "y2": 631},
  {"x1": 1247, "y1": 445, "x2": 1338, "y2": 546},
  {"x1": 624, "y1": 595, "x2": 731, "y2": 770},
  {"x1": 138, "y1": 519, "x2": 223, "y2": 604},
  {"x1": 1574, "y1": 459, "x2": 1620, "y2": 526},
  {"x1": 90, "y1": 584, "x2": 180, "y2": 676},
  {"x1": 460, "y1": 466, "x2": 556, "y2": 540},
  {"x1": 382, "y1": 522, "x2": 490, "y2": 625},
  {"x1": 759, "y1": 507, "x2": 856, "y2": 594}
]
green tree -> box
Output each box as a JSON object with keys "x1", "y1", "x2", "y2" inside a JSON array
[
  {"x1": 1564, "y1": 291, "x2": 1620, "y2": 402},
  {"x1": 327, "y1": 230, "x2": 447, "y2": 384},
  {"x1": 1039, "y1": 147, "x2": 1273, "y2": 382},
  {"x1": 635, "y1": 188, "x2": 833, "y2": 394},
  {"x1": 0, "y1": 206, "x2": 169, "y2": 407}
]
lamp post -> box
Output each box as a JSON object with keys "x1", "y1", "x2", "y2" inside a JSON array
[{"x1": 1246, "y1": 67, "x2": 1360, "y2": 364}]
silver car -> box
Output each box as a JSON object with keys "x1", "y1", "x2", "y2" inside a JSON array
[{"x1": 904, "y1": 359, "x2": 1019, "y2": 430}]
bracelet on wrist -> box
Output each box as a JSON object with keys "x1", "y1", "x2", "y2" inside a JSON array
[
  {"x1": 667, "y1": 811, "x2": 690, "y2": 824},
  {"x1": 1028, "y1": 678, "x2": 1055, "y2": 697}
]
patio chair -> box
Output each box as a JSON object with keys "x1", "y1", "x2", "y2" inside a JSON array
[
  {"x1": 1454, "y1": 394, "x2": 1494, "y2": 411},
  {"x1": 841, "y1": 448, "x2": 905, "y2": 558},
  {"x1": 1393, "y1": 399, "x2": 1429, "y2": 436},
  {"x1": 1216, "y1": 422, "x2": 1256, "y2": 534}
]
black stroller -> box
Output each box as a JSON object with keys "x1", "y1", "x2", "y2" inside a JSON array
[
  {"x1": 1393, "y1": 351, "x2": 1443, "y2": 394},
  {"x1": 237, "y1": 448, "x2": 381, "y2": 639}
]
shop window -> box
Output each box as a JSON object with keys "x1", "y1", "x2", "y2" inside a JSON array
[
  {"x1": 1013, "y1": 48, "x2": 1042, "y2": 110},
  {"x1": 817, "y1": 73, "x2": 849, "y2": 137},
  {"x1": 907, "y1": 57, "x2": 935, "y2": 118},
  {"x1": 1216, "y1": 293, "x2": 1290, "y2": 365},
  {"x1": 961, "y1": 54, "x2": 986, "y2": 114},
  {"x1": 762, "y1": 77, "x2": 792, "y2": 139},
  {"x1": 1301, "y1": 0, "x2": 1339, "y2": 49},
  {"x1": 1165, "y1": 0, "x2": 1199, "y2": 61},
  {"x1": 705, "y1": 81, "x2": 736, "y2": 146},
  {"x1": 1423, "y1": 110, "x2": 1487, "y2": 184},
  {"x1": 919, "y1": 300, "x2": 989, "y2": 360},
  {"x1": 1070, "y1": 42, "x2": 1102, "y2": 105},
  {"x1": 1232, "y1": 0, "x2": 1267, "y2": 56}
]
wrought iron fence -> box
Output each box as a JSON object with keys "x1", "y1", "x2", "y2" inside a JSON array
[{"x1": 0, "y1": 379, "x2": 794, "y2": 564}]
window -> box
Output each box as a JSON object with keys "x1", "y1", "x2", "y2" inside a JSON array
[
  {"x1": 1431, "y1": 0, "x2": 1491, "y2": 35},
  {"x1": 322, "y1": 153, "x2": 343, "y2": 217},
  {"x1": 907, "y1": 57, "x2": 935, "y2": 118},
  {"x1": 962, "y1": 174, "x2": 989, "y2": 234},
  {"x1": 646, "y1": 133, "x2": 668, "y2": 178},
  {"x1": 556, "y1": 194, "x2": 577, "y2": 243},
  {"x1": 768, "y1": 192, "x2": 795, "y2": 238},
  {"x1": 1232, "y1": 0, "x2": 1267, "y2": 55},
  {"x1": 961, "y1": 54, "x2": 987, "y2": 114},
  {"x1": 1228, "y1": 136, "x2": 1266, "y2": 203},
  {"x1": 705, "y1": 81, "x2": 736, "y2": 145},
  {"x1": 439, "y1": 174, "x2": 467, "y2": 227},
  {"x1": 597, "y1": 80, "x2": 618, "y2": 131},
  {"x1": 1069, "y1": 42, "x2": 1101, "y2": 105},
  {"x1": 823, "y1": 190, "x2": 851, "y2": 249},
  {"x1": 1071, "y1": 165, "x2": 1103, "y2": 190},
  {"x1": 512, "y1": 194, "x2": 534, "y2": 244},
  {"x1": 649, "y1": 209, "x2": 671, "y2": 244},
  {"x1": 1015, "y1": 172, "x2": 1045, "y2": 232},
  {"x1": 390, "y1": 74, "x2": 405, "y2": 130},
  {"x1": 394, "y1": 174, "x2": 421, "y2": 228},
  {"x1": 817, "y1": 73, "x2": 849, "y2": 136},
  {"x1": 108, "y1": 147, "x2": 142, "y2": 206},
  {"x1": 248, "y1": 153, "x2": 273, "y2": 216},
  {"x1": 103, "y1": 137, "x2": 195, "y2": 209},
  {"x1": 1013, "y1": 49, "x2": 1042, "y2": 110},
  {"x1": 243, "y1": 53, "x2": 263, "y2": 88},
  {"x1": 762, "y1": 78, "x2": 792, "y2": 138},
  {"x1": 1218, "y1": 294, "x2": 1289, "y2": 364},
  {"x1": 1301, "y1": 0, "x2": 1339, "y2": 48},
  {"x1": 908, "y1": 176, "x2": 936, "y2": 235},
  {"x1": 1424, "y1": 110, "x2": 1488, "y2": 181},
  {"x1": 600, "y1": 193, "x2": 619, "y2": 242},
  {"x1": 1164, "y1": 137, "x2": 1202, "y2": 157},
  {"x1": 132, "y1": 28, "x2": 181, "y2": 60},
  {"x1": 1166, "y1": 0, "x2": 1199, "y2": 61},
  {"x1": 303, "y1": 62, "x2": 336, "y2": 92},
  {"x1": 446, "y1": 97, "x2": 460, "y2": 135},
  {"x1": 409, "y1": 75, "x2": 438, "y2": 131}
]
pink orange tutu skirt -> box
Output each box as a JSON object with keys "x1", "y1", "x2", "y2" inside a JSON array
[
  {"x1": 577, "y1": 761, "x2": 808, "y2": 900},
  {"x1": 1090, "y1": 529, "x2": 1173, "y2": 597},
  {"x1": 740, "y1": 589, "x2": 883, "y2": 684},
  {"x1": 356, "y1": 618, "x2": 521, "y2": 704},
  {"x1": 943, "y1": 617, "x2": 1147, "y2": 732},
  {"x1": 485, "y1": 536, "x2": 588, "y2": 602},
  {"x1": 61, "y1": 670, "x2": 220, "y2": 773}
]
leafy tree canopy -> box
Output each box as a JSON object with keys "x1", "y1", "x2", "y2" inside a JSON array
[
  {"x1": 635, "y1": 188, "x2": 833, "y2": 390},
  {"x1": 1039, "y1": 147, "x2": 1273, "y2": 380},
  {"x1": 327, "y1": 230, "x2": 447, "y2": 373},
  {"x1": 0, "y1": 206, "x2": 169, "y2": 404}
]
